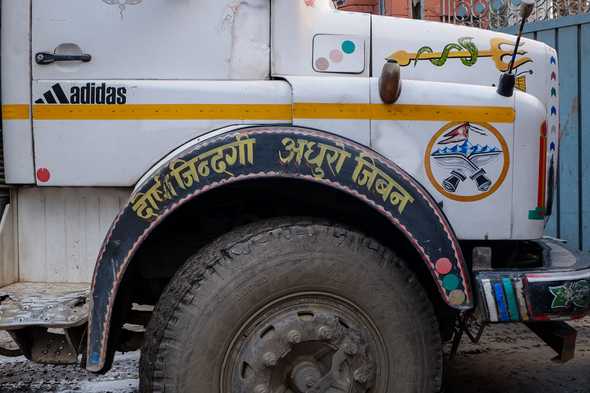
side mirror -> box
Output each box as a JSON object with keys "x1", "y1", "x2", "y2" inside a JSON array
[
  {"x1": 497, "y1": 0, "x2": 534, "y2": 97},
  {"x1": 520, "y1": 0, "x2": 535, "y2": 19},
  {"x1": 379, "y1": 59, "x2": 402, "y2": 104}
]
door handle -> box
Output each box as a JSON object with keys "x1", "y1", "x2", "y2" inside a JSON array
[{"x1": 35, "y1": 52, "x2": 92, "y2": 65}]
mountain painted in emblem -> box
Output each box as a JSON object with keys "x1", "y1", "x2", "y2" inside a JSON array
[{"x1": 432, "y1": 140, "x2": 501, "y2": 157}]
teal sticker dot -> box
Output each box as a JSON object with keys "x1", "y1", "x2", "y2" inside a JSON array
[
  {"x1": 342, "y1": 40, "x2": 356, "y2": 54},
  {"x1": 442, "y1": 274, "x2": 460, "y2": 291}
]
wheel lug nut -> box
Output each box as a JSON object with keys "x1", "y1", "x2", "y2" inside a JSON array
[
  {"x1": 353, "y1": 367, "x2": 369, "y2": 384},
  {"x1": 344, "y1": 342, "x2": 358, "y2": 355},
  {"x1": 254, "y1": 384, "x2": 269, "y2": 393},
  {"x1": 318, "y1": 326, "x2": 333, "y2": 340},
  {"x1": 287, "y1": 330, "x2": 302, "y2": 344},
  {"x1": 263, "y1": 352, "x2": 278, "y2": 367}
]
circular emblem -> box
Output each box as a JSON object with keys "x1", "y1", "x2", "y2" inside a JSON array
[{"x1": 424, "y1": 122, "x2": 510, "y2": 202}]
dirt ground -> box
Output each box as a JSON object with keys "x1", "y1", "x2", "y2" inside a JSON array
[{"x1": 0, "y1": 320, "x2": 589, "y2": 393}]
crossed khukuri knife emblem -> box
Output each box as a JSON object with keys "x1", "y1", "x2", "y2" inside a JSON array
[
  {"x1": 431, "y1": 123, "x2": 502, "y2": 194},
  {"x1": 389, "y1": 38, "x2": 532, "y2": 72}
]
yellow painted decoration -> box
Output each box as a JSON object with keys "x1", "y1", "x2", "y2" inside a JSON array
[
  {"x1": 352, "y1": 152, "x2": 415, "y2": 214},
  {"x1": 20, "y1": 102, "x2": 515, "y2": 123},
  {"x1": 33, "y1": 104, "x2": 293, "y2": 121},
  {"x1": 278, "y1": 137, "x2": 351, "y2": 180},
  {"x1": 2, "y1": 104, "x2": 30, "y2": 120},
  {"x1": 294, "y1": 103, "x2": 515, "y2": 123},
  {"x1": 132, "y1": 135, "x2": 256, "y2": 220},
  {"x1": 276, "y1": 137, "x2": 415, "y2": 214},
  {"x1": 515, "y1": 75, "x2": 527, "y2": 92},
  {"x1": 389, "y1": 38, "x2": 532, "y2": 72}
]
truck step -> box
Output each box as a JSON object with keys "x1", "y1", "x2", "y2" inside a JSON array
[
  {"x1": 0, "y1": 282, "x2": 89, "y2": 329},
  {"x1": 0, "y1": 283, "x2": 89, "y2": 364}
]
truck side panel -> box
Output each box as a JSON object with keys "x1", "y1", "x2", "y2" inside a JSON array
[
  {"x1": 32, "y1": 0, "x2": 270, "y2": 80},
  {"x1": 17, "y1": 187, "x2": 130, "y2": 283},
  {"x1": 1, "y1": 0, "x2": 35, "y2": 184},
  {"x1": 32, "y1": 81, "x2": 292, "y2": 186}
]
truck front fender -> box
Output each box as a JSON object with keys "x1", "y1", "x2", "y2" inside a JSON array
[{"x1": 87, "y1": 126, "x2": 472, "y2": 372}]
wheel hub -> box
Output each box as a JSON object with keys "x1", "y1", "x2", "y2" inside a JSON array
[
  {"x1": 290, "y1": 361, "x2": 322, "y2": 391},
  {"x1": 221, "y1": 293, "x2": 385, "y2": 393}
]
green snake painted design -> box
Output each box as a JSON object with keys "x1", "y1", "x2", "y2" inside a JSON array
[{"x1": 414, "y1": 37, "x2": 479, "y2": 67}]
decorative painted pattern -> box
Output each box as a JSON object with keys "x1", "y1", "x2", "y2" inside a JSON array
[
  {"x1": 0, "y1": 102, "x2": 515, "y2": 122},
  {"x1": 549, "y1": 280, "x2": 590, "y2": 309},
  {"x1": 477, "y1": 239, "x2": 590, "y2": 323},
  {"x1": 478, "y1": 276, "x2": 528, "y2": 322},
  {"x1": 530, "y1": 53, "x2": 559, "y2": 220},
  {"x1": 313, "y1": 35, "x2": 365, "y2": 73},
  {"x1": 87, "y1": 126, "x2": 471, "y2": 372},
  {"x1": 424, "y1": 121, "x2": 510, "y2": 202},
  {"x1": 529, "y1": 122, "x2": 548, "y2": 220},
  {"x1": 389, "y1": 37, "x2": 532, "y2": 72}
]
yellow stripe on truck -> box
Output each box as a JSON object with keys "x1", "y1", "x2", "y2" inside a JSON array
[
  {"x1": 3, "y1": 103, "x2": 515, "y2": 123},
  {"x1": 32, "y1": 104, "x2": 293, "y2": 121},
  {"x1": 2, "y1": 104, "x2": 30, "y2": 120},
  {"x1": 294, "y1": 103, "x2": 515, "y2": 123}
]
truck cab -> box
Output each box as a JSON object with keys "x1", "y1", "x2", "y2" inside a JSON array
[{"x1": 0, "y1": 1, "x2": 586, "y2": 392}]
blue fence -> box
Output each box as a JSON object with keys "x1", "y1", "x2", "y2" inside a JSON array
[{"x1": 503, "y1": 13, "x2": 590, "y2": 251}]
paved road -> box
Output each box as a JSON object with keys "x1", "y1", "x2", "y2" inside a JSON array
[{"x1": 1, "y1": 320, "x2": 588, "y2": 392}]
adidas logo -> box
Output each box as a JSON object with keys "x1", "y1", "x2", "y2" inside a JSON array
[{"x1": 35, "y1": 83, "x2": 127, "y2": 105}]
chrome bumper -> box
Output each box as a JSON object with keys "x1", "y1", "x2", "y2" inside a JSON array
[{"x1": 475, "y1": 239, "x2": 590, "y2": 322}]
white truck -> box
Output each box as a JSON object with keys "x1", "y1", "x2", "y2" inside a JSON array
[{"x1": 0, "y1": 0, "x2": 585, "y2": 392}]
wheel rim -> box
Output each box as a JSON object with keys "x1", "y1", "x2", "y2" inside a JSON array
[{"x1": 220, "y1": 292, "x2": 388, "y2": 393}]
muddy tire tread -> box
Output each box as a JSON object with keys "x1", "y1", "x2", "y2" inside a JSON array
[{"x1": 139, "y1": 217, "x2": 442, "y2": 392}]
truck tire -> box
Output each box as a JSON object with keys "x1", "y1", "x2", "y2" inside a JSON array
[{"x1": 140, "y1": 218, "x2": 442, "y2": 393}]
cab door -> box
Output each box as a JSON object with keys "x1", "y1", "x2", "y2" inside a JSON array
[{"x1": 31, "y1": 0, "x2": 274, "y2": 186}]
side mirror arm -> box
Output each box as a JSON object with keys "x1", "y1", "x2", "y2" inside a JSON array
[{"x1": 379, "y1": 59, "x2": 402, "y2": 104}]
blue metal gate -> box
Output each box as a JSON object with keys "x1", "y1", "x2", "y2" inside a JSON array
[{"x1": 503, "y1": 13, "x2": 590, "y2": 251}]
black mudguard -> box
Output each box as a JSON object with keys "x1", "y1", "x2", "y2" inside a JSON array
[{"x1": 87, "y1": 126, "x2": 472, "y2": 372}]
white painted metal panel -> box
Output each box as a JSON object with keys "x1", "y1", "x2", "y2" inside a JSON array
[
  {"x1": 1, "y1": 0, "x2": 35, "y2": 184},
  {"x1": 312, "y1": 35, "x2": 366, "y2": 74},
  {"x1": 0, "y1": 198, "x2": 18, "y2": 287},
  {"x1": 18, "y1": 187, "x2": 130, "y2": 283},
  {"x1": 370, "y1": 79, "x2": 516, "y2": 240},
  {"x1": 286, "y1": 76, "x2": 370, "y2": 146},
  {"x1": 371, "y1": 15, "x2": 552, "y2": 117},
  {"x1": 32, "y1": 0, "x2": 270, "y2": 80},
  {"x1": 272, "y1": 0, "x2": 370, "y2": 77},
  {"x1": 32, "y1": 80, "x2": 292, "y2": 186}
]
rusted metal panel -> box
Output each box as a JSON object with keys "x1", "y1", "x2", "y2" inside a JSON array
[{"x1": 0, "y1": 283, "x2": 89, "y2": 329}]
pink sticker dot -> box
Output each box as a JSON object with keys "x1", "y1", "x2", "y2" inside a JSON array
[
  {"x1": 435, "y1": 258, "x2": 453, "y2": 275},
  {"x1": 36, "y1": 168, "x2": 51, "y2": 183},
  {"x1": 329, "y1": 49, "x2": 344, "y2": 63},
  {"x1": 315, "y1": 57, "x2": 330, "y2": 71}
]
